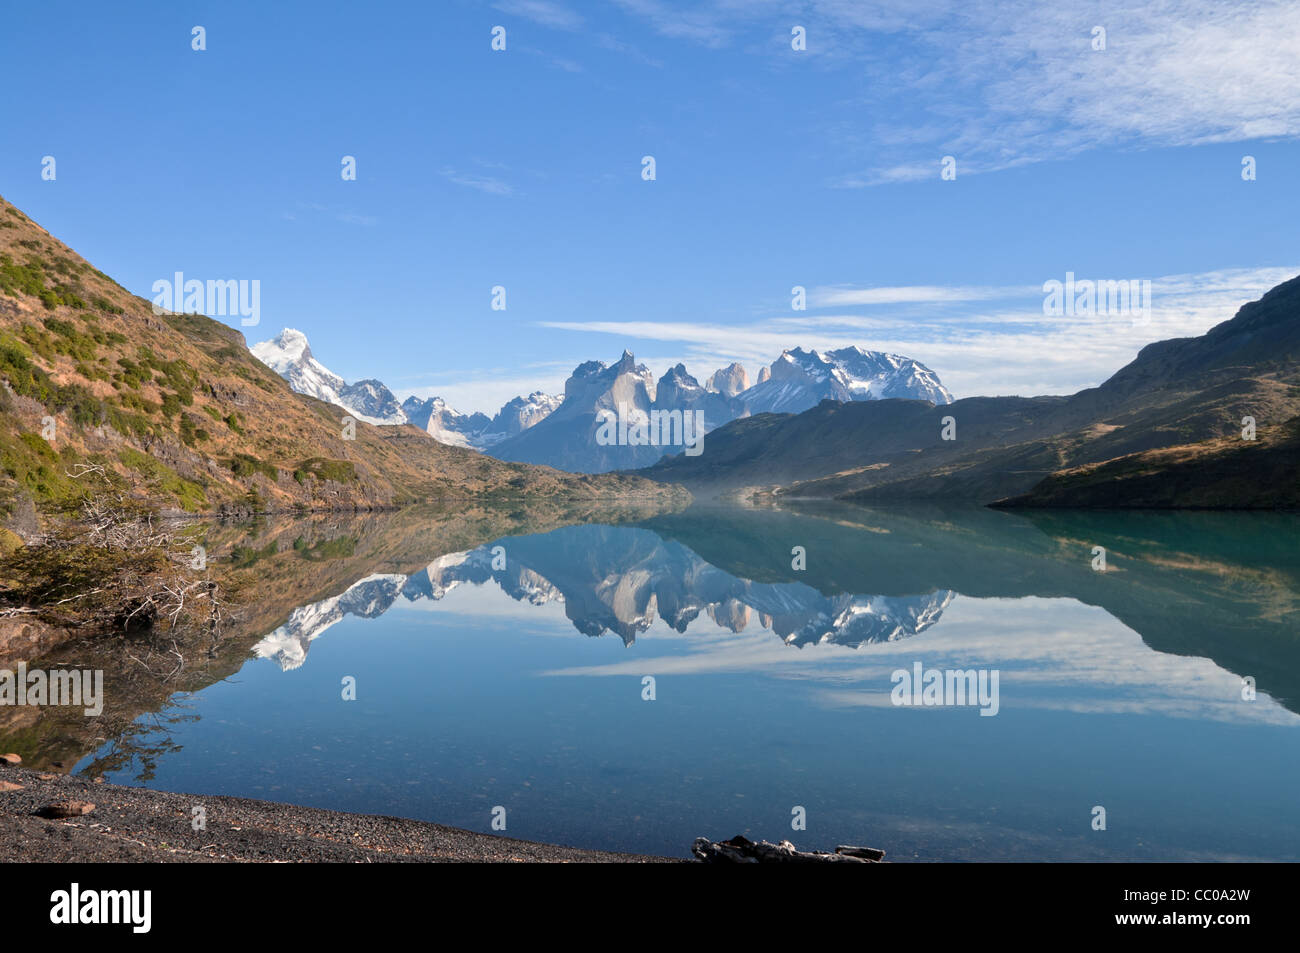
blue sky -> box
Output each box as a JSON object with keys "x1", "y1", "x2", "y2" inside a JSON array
[{"x1": 2, "y1": 0, "x2": 1298, "y2": 412}]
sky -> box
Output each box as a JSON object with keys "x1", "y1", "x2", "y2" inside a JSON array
[{"x1": 2, "y1": 0, "x2": 1298, "y2": 413}]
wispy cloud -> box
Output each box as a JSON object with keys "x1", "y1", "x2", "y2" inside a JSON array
[
  {"x1": 848, "y1": 0, "x2": 1300, "y2": 182},
  {"x1": 336, "y1": 212, "x2": 377, "y2": 227},
  {"x1": 594, "y1": 32, "x2": 664, "y2": 67},
  {"x1": 545, "y1": 55, "x2": 584, "y2": 73},
  {"x1": 492, "y1": 0, "x2": 584, "y2": 31},
  {"x1": 439, "y1": 168, "x2": 514, "y2": 196},
  {"x1": 610, "y1": 0, "x2": 732, "y2": 47},
  {"x1": 813, "y1": 284, "x2": 1039, "y2": 307},
  {"x1": 285, "y1": 202, "x2": 378, "y2": 226},
  {"x1": 540, "y1": 265, "x2": 1299, "y2": 399},
  {"x1": 607, "y1": 0, "x2": 1300, "y2": 183}
]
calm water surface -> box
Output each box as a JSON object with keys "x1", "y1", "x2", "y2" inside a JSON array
[{"x1": 66, "y1": 504, "x2": 1300, "y2": 860}]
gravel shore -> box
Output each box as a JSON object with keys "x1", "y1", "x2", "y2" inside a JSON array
[{"x1": 0, "y1": 767, "x2": 676, "y2": 863}]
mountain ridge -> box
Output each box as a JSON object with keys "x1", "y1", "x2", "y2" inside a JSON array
[
  {"x1": 640, "y1": 275, "x2": 1300, "y2": 508},
  {"x1": 250, "y1": 328, "x2": 954, "y2": 473},
  {"x1": 490, "y1": 346, "x2": 953, "y2": 472}
]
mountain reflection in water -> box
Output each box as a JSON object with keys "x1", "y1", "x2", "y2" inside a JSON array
[
  {"x1": 253, "y1": 524, "x2": 956, "y2": 670},
  {"x1": 13, "y1": 501, "x2": 1298, "y2": 861}
]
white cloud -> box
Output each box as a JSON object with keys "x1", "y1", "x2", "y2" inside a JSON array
[
  {"x1": 610, "y1": 0, "x2": 733, "y2": 47},
  {"x1": 438, "y1": 168, "x2": 514, "y2": 196},
  {"x1": 540, "y1": 264, "x2": 1299, "y2": 398},
  {"x1": 335, "y1": 212, "x2": 378, "y2": 227},
  {"x1": 492, "y1": 0, "x2": 584, "y2": 30},
  {"x1": 609, "y1": 0, "x2": 1300, "y2": 182},
  {"x1": 541, "y1": 594, "x2": 1299, "y2": 726},
  {"x1": 813, "y1": 284, "x2": 1039, "y2": 306}
]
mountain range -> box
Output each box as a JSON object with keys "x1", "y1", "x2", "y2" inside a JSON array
[
  {"x1": 644, "y1": 275, "x2": 1300, "y2": 508},
  {"x1": 6, "y1": 187, "x2": 1293, "y2": 517},
  {"x1": 400, "y1": 391, "x2": 564, "y2": 450},
  {"x1": 250, "y1": 329, "x2": 953, "y2": 472}
]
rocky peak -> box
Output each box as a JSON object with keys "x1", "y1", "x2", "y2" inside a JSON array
[{"x1": 705, "y1": 362, "x2": 750, "y2": 397}]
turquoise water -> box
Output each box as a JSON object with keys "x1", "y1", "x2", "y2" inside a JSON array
[{"x1": 77, "y1": 505, "x2": 1300, "y2": 860}]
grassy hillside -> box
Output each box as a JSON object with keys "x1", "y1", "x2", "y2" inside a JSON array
[
  {"x1": 994, "y1": 415, "x2": 1300, "y2": 509},
  {"x1": 0, "y1": 195, "x2": 683, "y2": 529}
]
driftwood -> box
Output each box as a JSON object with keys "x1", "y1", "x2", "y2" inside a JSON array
[{"x1": 692, "y1": 835, "x2": 885, "y2": 863}]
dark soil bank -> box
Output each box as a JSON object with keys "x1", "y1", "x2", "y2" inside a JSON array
[{"x1": 0, "y1": 767, "x2": 675, "y2": 863}]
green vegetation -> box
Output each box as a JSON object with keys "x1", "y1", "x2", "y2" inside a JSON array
[
  {"x1": 0, "y1": 253, "x2": 96, "y2": 312},
  {"x1": 41, "y1": 317, "x2": 100, "y2": 362},
  {"x1": 0, "y1": 330, "x2": 154, "y2": 437},
  {"x1": 118, "y1": 391, "x2": 161, "y2": 416},
  {"x1": 230, "y1": 539, "x2": 279, "y2": 568},
  {"x1": 0, "y1": 527, "x2": 23, "y2": 555},
  {"x1": 0, "y1": 255, "x2": 51, "y2": 303},
  {"x1": 118, "y1": 448, "x2": 208, "y2": 512},
  {"x1": 230, "y1": 361, "x2": 279, "y2": 391},
  {"x1": 112, "y1": 349, "x2": 197, "y2": 404},
  {"x1": 226, "y1": 453, "x2": 278, "y2": 482},
  {"x1": 0, "y1": 430, "x2": 93, "y2": 511},
  {"x1": 292, "y1": 535, "x2": 357, "y2": 560},
  {"x1": 201, "y1": 405, "x2": 243, "y2": 433},
  {"x1": 91, "y1": 294, "x2": 124, "y2": 315},
  {"x1": 293, "y1": 457, "x2": 357, "y2": 484},
  {"x1": 179, "y1": 415, "x2": 210, "y2": 446},
  {"x1": 75, "y1": 361, "x2": 110, "y2": 382}
]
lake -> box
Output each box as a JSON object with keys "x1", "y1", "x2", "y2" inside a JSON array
[{"x1": 31, "y1": 501, "x2": 1300, "y2": 860}]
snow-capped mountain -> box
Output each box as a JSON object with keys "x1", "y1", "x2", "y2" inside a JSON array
[
  {"x1": 250, "y1": 329, "x2": 408, "y2": 425},
  {"x1": 494, "y1": 391, "x2": 565, "y2": 437},
  {"x1": 490, "y1": 350, "x2": 666, "y2": 472},
  {"x1": 251, "y1": 524, "x2": 955, "y2": 669},
  {"x1": 252, "y1": 329, "x2": 562, "y2": 446},
  {"x1": 339, "y1": 379, "x2": 407, "y2": 424},
  {"x1": 252, "y1": 329, "x2": 952, "y2": 470},
  {"x1": 252, "y1": 572, "x2": 407, "y2": 670},
  {"x1": 401, "y1": 391, "x2": 564, "y2": 450},
  {"x1": 250, "y1": 328, "x2": 344, "y2": 408},
  {"x1": 740, "y1": 346, "x2": 952, "y2": 414},
  {"x1": 492, "y1": 346, "x2": 953, "y2": 472},
  {"x1": 655, "y1": 363, "x2": 733, "y2": 425},
  {"x1": 401, "y1": 396, "x2": 493, "y2": 449}
]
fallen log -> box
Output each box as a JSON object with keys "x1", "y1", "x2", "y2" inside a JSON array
[{"x1": 692, "y1": 834, "x2": 885, "y2": 863}]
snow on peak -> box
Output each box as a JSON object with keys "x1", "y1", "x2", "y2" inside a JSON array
[{"x1": 250, "y1": 328, "x2": 406, "y2": 424}]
